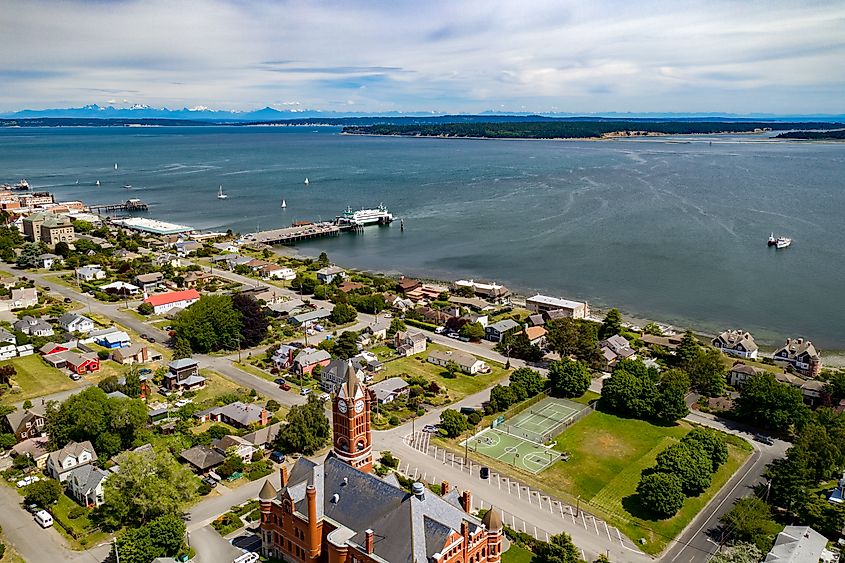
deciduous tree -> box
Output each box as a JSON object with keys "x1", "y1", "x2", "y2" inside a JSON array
[
  {"x1": 172, "y1": 295, "x2": 243, "y2": 353},
  {"x1": 232, "y1": 294, "x2": 269, "y2": 347},
  {"x1": 549, "y1": 359, "x2": 591, "y2": 398},
  {"x1": 509, "y1": 368, "x2": 546, "y2": 396},
  {"x1": 636, "y1": 472, "x2": 685, "y2": 518},
  {"x1": 532, "y1": 532, "x2": 582, "y2": 563},
  {"x1": 719, "y1": 498, "x2": 780, "y2": 552},
  {"x1": 439, "y1": 409, "x2": 468, "y2": 438},
  {"x1": 273, "y1": 395, "x2": 331, "y2": 455},
  {"x1": 330, "y1": 303, "x2": 358, "y2": 325},
  {"x1": 735, "y1": 373, "x2": 810, "y2": 431},
  {"x1": 24, "y1": 479, "x2": 62, "y2": 507},
  {"x1": 654, "y1": 442, "x2": 713, "y2": 495}
]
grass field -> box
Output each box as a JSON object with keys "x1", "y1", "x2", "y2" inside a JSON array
[
  {"x1": 51, "y1": 494, "x2": 110, "y2": 549},
  {"x1": 0, "y1": 354, "x2": 79, "y2": 403},
  {"x1": 377, "y1": 343, "x2": 509, "y2": 401},
  {"x1": 501, "y1": 544, "x2": 533, "y2": 563},
  {"x1": 193, "y1": 369, "x2": 246, "y2": 405}
]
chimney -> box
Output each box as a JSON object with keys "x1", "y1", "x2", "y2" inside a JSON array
[
  {"x1": 412, "y1": 482, "x2": 425, "y2": 500},
  {"x1": 460, "y1": 490, "x2": 472, "y2": 513},
  {"x1": 441, "y1": 481, "x2": 450, "y2": 495},
  {"x1": 461, "y1": 520, "x2": 469, "y2": 539},
  {"x1": 260, "y1": 408, "x2": 269, "y2": 426},
  {"x1": 365, "y1": 529, "x2": 374, "y2": 554},
  {"x1": 306, "y1": 485, "x2": 320, "y2": 556},
  {"x1": 280, "y1": 465, "x2": 288, "y2": 488}
]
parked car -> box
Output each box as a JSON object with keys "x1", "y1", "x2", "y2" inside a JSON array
[
  {"x1": 280, "y1": 383, "x2": 291, "y2": 391},
  {"x1": 754, "y1": 434, "x2": 775, "y2": 446},
  {"x1": 63, "y1": 297, "x2": 72, "y2": 304},
  {"x1": 174, "y1": 399, "x2": 193, "y2": 408},
  {"x1": 201, "y1": 476, "x2": 218, "y2": 488},
  {"x1": 422, "y1": 425, "x2": 438, "y2": 434},
  {"x1": 147, "y1": 336, "x2": 157, "y2": 343},
  {"x1": 434, "y1": 326, "x2": 446, "y2": 334},
  {"x1": 383, "y1": 312, "x2": 393, "y2": 318},
  {"x1": 26, "y1": 503, "x2": 40, "y2": 514},
  {"x1": 69, "y1": 373, "x2": 82, "y2": 381},
  {"x1": 34, "y1": 510, "x2": 53, "y2": 528},
  {"x1": 447, "y1": 332, "x2": 460, "y2": 339},
  {"x1": 459, "y1": 406, "x2": 478, "y2": 416},
  {"x1": 319, "y1": 393, "x2": 330, "y2": 401},
  {"x1": 139, "y1": 368, "x2": 153, "y2": 375},
  {"x1": 480, "y1": 467, "x2": 490, "y2": 479},
  {"x1": 274, "y1": 378, "x2": 286, "y2": 385},
  {"x1": 140, "y1": 334, "x2": 149, "y2": 341},
  {"x1": 300, "y1": 388, "x2": 312, "y2": 396},
  {"x1": 16, "y1": 476, "x2": 40, "y2": 488},
  {"x1": 233, "y1": 552, "x2": 259, "y2": 563},
  {"x1": 270, "y1": 451, "x2": 286, "y2": 463}
]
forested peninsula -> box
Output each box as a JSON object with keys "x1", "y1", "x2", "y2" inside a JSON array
[
  {"x1": 343, "y1": 121, "x2": 845, "y2": 139},
  {"x1": 775, "y1": 129, "x2": 845, "y2": 140}
]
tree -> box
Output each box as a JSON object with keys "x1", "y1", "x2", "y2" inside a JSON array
[
  {"x1": 439, "y1": 409, "x2": 468, "y2": 438},
  {"x1": 115, "y1": 514, "x2": 186, "y2": 563},
  {"x1": 273, "y1": 395, "x2": 331, "y2": 455},
  {"x1": 683, "y1": 427, "x2": 728, "y2": 472},
  {"x1": 488, "y1": 385, "x2": 516, "y2": 413},
  {"x1": 137, "y1": 302, "x2": 154, "y2": 315},
  {"x1": 24, "y1": 479, "x2": 62, "y2": 507},
  {"x1": 765, "y1": 455, "x2": 811, "y2": 512},
  {"x1": 444, "y1": 360, "x2": 460, "y2": 379},
  {"x1": 654, "y1": 442, "x2": 713, "y2": 495},
  {"x1": 459, "y1": 322, "x2": 485, "y2": 342},
  {"x1": 636, "y1": 472, "x2": 685, "y2": 518},
  {"x1": 642, "y1": 323, "x2": 663, "y2": 336},
  {"x1": 123, "y1": 367, "x2": 141, "y2": 398},
  {"x1": 218, "y1": 455, "x2": 245, "y2": 479},
  {"x1": 546, "y1": 318, "x2": 581, "y2": 357},
  {"x1": 735, "y1": 373, "x2": 811, "y2": 431},
  {"x1": 599, "y1": 308, "x2": 623, "y2": 340},
  {"x1": 98, "y1": 376, "x2": 122, "y2": 393},
  {"x1": 791, "y1": 424, "x2": 843, "y2": 482},
  {"x1": 172, "y1": 294, "x2": 243, "y2": 353},
  {"x1": 796, "y1": 494, "x2": 845, "y2": 538},
  {"x1": 0, "y1": 433, "x2": 15, "y2": 449},
  {"x1": 16, "y1": 243, "x2": 43, "y2": 269},
  {"x1": 232, "y1": 294, "x2": 269, "y2": 347},
  {"x1": 688, "y1": 348, "x2": 726, "y2": 397},
  {"x1": 710, "y1": 542, "x2": 763, "y2": 563},
  {"x1": 509, "y1": 367, "x2": 545, "y2": 396},
  {"x1": 171, "y1": 336, "x2": 192, "y2": 360},
  {"x1": 532, "y1": 532, "x2": 582, "y2": 563},
  {"x1": 600, "y1": 361, "x2": 659, "y2": 420},
  {"x1": 100, "y1": 448, "x2": 197, "y2": 527},
  {"x1": 330, "y1": 303, "x2": 357, "y2": 325},
  {"x1": 317, "y1": 252, "x2": 330, "y2": 268},
  {"x1": 497, "y1": 330, "x2": 543, "y2": 362},
  {"x1": 54, "y1": 241, "x2": 71, "y2": 258},
  {"x1": 387, "y1": 317, "x2": 406, "y2": 337},
  {"x1": 719, "y1": 498, "x2": 780, "y2": 552},
  {"x1": 331, "y1": 330, "x2": 360, "y2": 360},
  {"x1": 655, "y1": 369, "x2": 690, "y2": 422},
  {"x1": 549, "y1": 359, "x2": 591, "y2": 398},
  {"x1": 676, "y1": 330, "x2": 700, "y2": 371}
]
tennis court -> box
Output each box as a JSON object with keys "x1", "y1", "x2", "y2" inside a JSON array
[{"x1": 462, "y1": 397, "x2": 588, "y2": 474}]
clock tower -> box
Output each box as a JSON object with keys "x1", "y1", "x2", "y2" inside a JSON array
[{"x1": 332, "y1": 361, "x2": 373, "y2": 472}]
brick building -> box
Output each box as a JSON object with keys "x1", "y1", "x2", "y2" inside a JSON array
[{"x1": 258, "y1": 361, "x2": 504, "y2": 563}]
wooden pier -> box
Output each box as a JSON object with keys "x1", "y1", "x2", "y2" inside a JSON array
[
  {"x1": 89, "y1": 199, "x2": 149, "y2": 213},
  {"x1": 241, "y1": 222, "x2": 352, "y2": 246}
]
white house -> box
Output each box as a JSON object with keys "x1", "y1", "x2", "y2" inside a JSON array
[
  {"x1": 211, "y1": 242, "x2": 240, "y2": 254},
  {"x1": 75, "y1": 265, "x2": 106, "y2": 281},
  {"x1": 13, "y1": 316, "x2": 54, "y2": 337},
  {"x1": 212, "y1": 435, "x2": 256, "y2": 463},
  {"x1": 316, "y1": 266, "x2": 346, "y2": 284},
  {"x1": 393, "y1": 330, "x2": 427, "y2": 357},
  {"x1": 261, "y1": 265, "x2": 296, "y2": 281},
  {"x1": 10, "y1": 288, "x2": 38, "y2": 309},
  {"x1": 100, "y1": 281, "x2": 141, "y2": 295},
  {"x1": 66, "y1": 464, "x2": 110, "y2": 507},
  {"x1": 58, "y1": 313, "x2": 95, "y2": 334},
  {"x1": 0, "y1": 343, "x2": 17, "y2": 360},
  {"x1": 427, "y1": 350, "x2": 487, "y2": 375},
  {"x1": 526, "y1": 294, "x2": 589, "y2": 319},
  {"x1": 143, "y1": 289, "x2": 200, "y2": 315},
  {"x1": 46, "y1": 440, "x2": 98, "y2": 482},
  {"x1": 38, "y1": 253, "x2": 62, "y2": 269}
]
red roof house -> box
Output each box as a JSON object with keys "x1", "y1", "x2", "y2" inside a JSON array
[{"x1": 144, "y1": 289, "x2": 201, "y2": 315}]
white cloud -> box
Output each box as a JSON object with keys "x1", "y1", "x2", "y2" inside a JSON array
[{"x1": 0, "y1": 0, "x2": 843, "y2": 113}]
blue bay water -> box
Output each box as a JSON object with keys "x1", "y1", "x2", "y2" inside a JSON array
[{"x1": 1, "y1": 126, "x2": 843, "y2": 347}]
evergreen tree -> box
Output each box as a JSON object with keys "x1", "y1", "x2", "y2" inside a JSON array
[
  {"x1": 232, "y1": 294, "x2": 269, "y2": 348},
  {"x1": 599, "y1": 308, "x2": 623, "y2": 340}
]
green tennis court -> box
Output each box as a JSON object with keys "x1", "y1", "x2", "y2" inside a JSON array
[{"x1": 463, "y1": 428, "x2": 562, "y2": 474}]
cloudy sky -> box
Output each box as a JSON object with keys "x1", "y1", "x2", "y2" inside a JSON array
[{"x1": 2, "y1": 0, "x2": 844, "y2": 114}]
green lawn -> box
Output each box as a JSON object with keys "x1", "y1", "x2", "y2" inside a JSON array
[
  {"x1": 570, "y1": 390, "x2": 600, "y2": 405},
  {"x1": 502, "y1": 544, "x2": 533, "y2": 563},
  {"x1": 50, "y1": 494, "x2": 110, "y2": 549},
  {"x1": 1, "y1": 354, "x2": 79, "y2": 403},
  {"x1": 193, "y1": 369, "x2": 249, "y2": 405},
  {"x1": 377, "y1": 343, "x2": 510, "y2": 402}
]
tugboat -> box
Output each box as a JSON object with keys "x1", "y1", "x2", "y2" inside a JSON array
[{"x1": 768, "y1": 233, "x2": 777, "y2": 246}]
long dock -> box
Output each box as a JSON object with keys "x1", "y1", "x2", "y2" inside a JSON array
[
  {"x1": 241, "y1": 222, "x2": 351, "y2": 245},
  {"x1": 89, "y1": 199, "x2": 149, "y2": 212}
]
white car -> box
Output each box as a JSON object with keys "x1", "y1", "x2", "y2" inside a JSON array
[
  {"x1": 16, "y1": 476, "x2": 40, "y2": 488},
  {"x1": 382, "y1": 312, "x2": 393, "y2": 318},
  {"x1": 232, "y1": 553, "x2": 259, "y2": 563},
  {"x1": 434, "y1": 326, "x2": 446, "y2": 334},
  {"x1": 174, "y1": 398, "x2": 193, "y2": 408},
  {"x1": 319, "y1": 393, "x2": 330, "y2": 401},
  {"x1": 300, "y1": 388, "x2": 312, "y2": 396}
]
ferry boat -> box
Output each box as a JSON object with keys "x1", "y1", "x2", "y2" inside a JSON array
[
  {"x1": 217, "y1": 185, "x2": 228, "y2": 200},
  {"x1": 337, "y1": 203, "x2": 394, "y2": 226}
]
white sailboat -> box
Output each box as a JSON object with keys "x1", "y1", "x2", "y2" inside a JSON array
[
  {"x1": 217, "y1": 185, "x2": 228, "y2": 200},
  {"x1": 96, "y1": 180, "x2": 100, "y2": 186},
  {"x1": 281, "y1": 199, "x2": 287, "y2": 209},
  {"x1": 114, "y1": 163, "x2": 118, "y2": 170},
  {"x1": 304, "y1": 177, "x2": 309, "y2": 185}
]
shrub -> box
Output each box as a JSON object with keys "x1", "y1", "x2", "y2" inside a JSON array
[
  {"x1": 97, "y1": 350, "x2": 110, "y2": 361},
  {"x1": 388, "y1": 415, "x2": 400, "y2": 426},
  {"x1": 68, "y1": 506, "x2": 87, "y2": 519},
  {"x1": 198, "y1": 483, "x2": 212, "y2": 496},
  {"x1": 380, "y1": 451, "x2": 400, "y2": 469}
]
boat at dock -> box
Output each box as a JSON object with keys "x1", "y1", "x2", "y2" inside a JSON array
[
  {"x1": 217, "y1": 185, "x2": 228, "y2": 200},
  {"x1": 337, "y1": 203, "x2": 394, "y2": 226}
]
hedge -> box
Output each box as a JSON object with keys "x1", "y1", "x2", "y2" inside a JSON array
[{"x1": 405, "y1": 319, "x2": 438, "y2": 331}]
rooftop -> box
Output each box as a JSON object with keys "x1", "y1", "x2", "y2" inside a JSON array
[{"x1": 527, "y1": 294, "x2": 587, "y2": 309}]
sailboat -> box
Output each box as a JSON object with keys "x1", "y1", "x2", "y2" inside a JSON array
[
  {"x1": 217, "y1": 185, "x2": 228, "y2": 200},
  {"x1": 114, "y1": 163, "x2": 118, "y2": 170},
  {"x1": 96, "y1": 180, "x2": 100, "y2": 186},
  {"x1": 304, "y1": 177, "x2": 309, "y2": 185},
  {"x1": 281, "y1": 199, "x2": 287, "y2": 209}
]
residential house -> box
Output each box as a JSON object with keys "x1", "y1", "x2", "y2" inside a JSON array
[
  {"x1": 369, "y1": 377, "x2": 410, "y2": 404},
  {"x1": 39, "y1": 342, "x2": 69, "y2": 356},
  {"x1": 242, "y1": 422, "x2": 282, "y2": 450},
  {"x1": 173, "y1": 240, "x2": 202, "y2": 256},
  {"x1": 416, "y1": 305, "x2": 454, "y2": 326},
  {"x1": 320, "y1": 359, "x2": 366, "y2": 394},
  {"x1": 449, "y1": 296, "x2": 493, "y2": 313},
  {"x1": 773, "y1": 338, "x2": 822, "y2": 378},
  {"x1": 3, "y1": 406, "x2": 47, "y2": 442},
  {"x1": 730, "y1": 363, "x2": 826, "y2": 406},
  {"x1": 94, "y1": 330, "x2": 132, "y2": 350},
  {"x1": 155, "y1": 253, "x2": 181, "y2": 268},
  {"x1": 9, "y1": 288, "x2": 38, "y2": 309},
  {"x1": 0, "y1": 327, "x2": 16, "y2": 345},
  {"x1": 384, "y1": 294, "x2": 414, "y2": 313},
  {"x1": 0, "y1": 343, "x2": 16, "y2": 360},
  {"x1": 267, "y1": 298, "x2": 306, "y2": 317},
  {"x1": 338, "y1": 281, "x2": 365, "y2": 294},
  {"x1": 523, "y1": 326, "x2": 547, "y2": 348},
  {"x1": 212, "y1": 435, "x2": 256, "y2": 463},
  {"x1": 38, "y1": 253, "x2": 62, "y2": 270},
  {"x1": 764, "y1": 526, "x2": 828, "y2": 563},
  {"x1": 100, "y1": 281, "x2": 141, "y2": 296},
  {"x1": 42, "y1": 351, "x2": 100, "y2": 374},
  {"x1": 712, "y1": 330, "x2": 759, "y2": 359},
  {"x1": 195, "y1": 402, "x2": 269, "y2": 429},
  {"x1": 180, "y1": 445, "x2": 225, "y2": 474},
  {"x1": 271, "y1": 344, "x2": 300, "y2": 370},
  {"x1": 46, "y1": 440, "x2": 98, "y2": 482},
  {"x1": 427, "y1": 350, "x2": 487, "y2": 375},
  {"x1": 58, "y1": 313, "x2": 95, "y2": 334},
  {"x1": 113, "y1": 249, "x2": 140, "y2": 262},
  {"x1": 453, "y1": 279, "x2": 511, "y2": 303},
  {"x1": 16, "y1": 343, "x2": 33, "y2": 357},
  {"x1": 12, "y1": 436, "x2": 50, "y2": 469},
  {"x1": 405, "y1": 283, "x2": 449, "y2": 303},
  {"x1": 728, "y1": 363, "x2": 768, "y2": 388},
  {"x1": 260, "y1": 264, "x2": 296, "y2": 281},
  {"x1": 526, "y1": 294, "x2": 589, "y2": 319},
  {"x1": 75, "y1": 265, "x2": 106, "y2": 281},
  {"x1": 164, "y1": 358, "x2": 205, "y2": 391},
  {"x1": 289, "y1": 308, "x2": 332, "y2": 327},
  {"x1": 211, "y1": 242, "x2": 239, "y2": 253},
  {"x1": 238, "y1": 286, "x2": 286, "y2": 304},
  {"x1": 66, "y1": 464, "x2": 110, "y2": 507},
  {"x1": 485, "y1": 319, "x2": 519, "y2": 342},
  {"x1": 316, "y1": 266, "x2": 346, "y2": 284},
  {"x1": 292, "y1": 348, "x2": 332, "y2": 376},
  {"x1": 183, "y1": 271, "x2": 216, "y2": 289},
  {"x1": 144, "y1": 289, "x2": 201, "y2": 315},
  {"x1": 112, "y1": 343, "x2": 161, "y2": 365},
  {"x1": 362, "y1": 317, "x2": 390, "y2": 341},
  {"x1": 135, "y1": 272, "x2": 165, "y2": 293},
  {"x1": 394, "y1": 330, "x2": 427, "y2": 357},
  {"x1": 599, "y1": 334, "x2": 637, "y2": 367},
  {"x1": 13, "y1": 315, "x2": 54, "y2": 337},
  {"x1": 640, "y1": 333, "x2": 683, "y2": 351},
  {"x1": 527, "y1": 314, "x2": 545, "y2": 327}
]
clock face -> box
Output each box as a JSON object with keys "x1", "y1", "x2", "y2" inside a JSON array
[
  {"x1": 337, "y1": 399, "x2": 347, "y2": 413},
  {"x1": 355, "y1": 400, "x2": 365, "y2": 414}
]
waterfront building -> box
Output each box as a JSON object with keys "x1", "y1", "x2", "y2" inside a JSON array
[
  {"x1": 258, "y1": 362, "x2": 504, "y2": 563},
  {"x1": 525, "y1": 294, "x2": 589, "y2": 319},
  {"x1": 453, "y1": 279, "x2": 511, "y2": 303},
  {"x1": 712, "y1": 330, "x2": 759, "y2": 359},
  {"x1": 316, "y1": 265, "x2": 346, "y2": 284},
  {"x1": 773, "y1": 338, "x2": 822, "y2": 378}
]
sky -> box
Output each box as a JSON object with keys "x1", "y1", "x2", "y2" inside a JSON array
[{"x1": 1, "y1": 0, "x2": 844, "y2": 114}]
